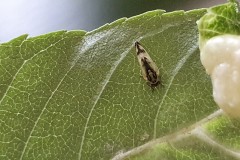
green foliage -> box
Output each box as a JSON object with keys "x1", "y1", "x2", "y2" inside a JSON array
[
  {"x1": 0, "y1": 1, "x2": 239, "y2": 160},
  {"x1": 198, "y1": 0, "x2": 240, "y2": 48}
]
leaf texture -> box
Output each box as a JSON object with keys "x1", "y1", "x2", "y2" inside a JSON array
[{"x1": 0, "y1": 8, "x2": 231, "y2": 160}]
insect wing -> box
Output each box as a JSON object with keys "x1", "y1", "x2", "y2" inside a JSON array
[
  {"x1": 144, "y1": 56, "x2": 159, "y2": 77},
  {"x1": 135, "y1": 42, "x2": 159, "y2": 78}
]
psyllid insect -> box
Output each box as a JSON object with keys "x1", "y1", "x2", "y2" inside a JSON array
[{"x1": 135, "y1": 41, "x2": 161, "y2": 89}]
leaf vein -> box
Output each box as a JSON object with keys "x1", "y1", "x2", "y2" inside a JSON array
[
  {"x1": 0, "y1": 34, "x2": 66, "y2": 106},
  {"x1": 153, "y1": 45, "x2": 199, "y2": 138},
  {"x1": 16, "y1": 34, "x2": 71, "y2": 159},
  {"x1": 77, "y1": 43, "x2": 134, "y2": 160}
]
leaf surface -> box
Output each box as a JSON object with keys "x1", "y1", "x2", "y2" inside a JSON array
[
  {"x1": 0, "y1": 6, "x2": 235, "y2": 160},
  {"x1": 198, "y1": 0, "x2": 240, "y2": 48}
]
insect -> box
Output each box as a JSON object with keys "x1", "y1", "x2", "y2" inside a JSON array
[{"x1": 135, "y1": 41, "x2": 162, "y2": 89}]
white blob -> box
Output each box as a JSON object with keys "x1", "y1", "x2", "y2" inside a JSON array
[{"x1": 201, "y1": 35, "x2": 240, "y2": 117}]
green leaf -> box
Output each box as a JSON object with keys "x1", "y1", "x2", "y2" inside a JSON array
[
  {"x1": 1, "y1": 7, "x2": 236, "y2": 160},
  {"x1": 205, "y1": 116, "x2": 240, "y2": 150},
  {"x1": 126, "y1": 131, "x2": 240, "y2": 160},
  {"x1": 197, "y1": 0, "x2": 240, "y2": 49}
]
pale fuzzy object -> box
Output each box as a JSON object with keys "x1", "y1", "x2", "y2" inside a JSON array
[{"x1": 201, "y1": 35, "x2": 240, "y2": 117}]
